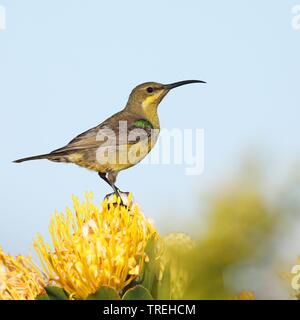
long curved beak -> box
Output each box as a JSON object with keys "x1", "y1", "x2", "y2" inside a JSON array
[{"x1": 164, "y1": 80, "x2": 206, "y2": 90}]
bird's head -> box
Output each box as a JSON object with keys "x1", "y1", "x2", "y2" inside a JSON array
[{"x1": 125, "y1": 80, "x2": 206, "y2": 115}]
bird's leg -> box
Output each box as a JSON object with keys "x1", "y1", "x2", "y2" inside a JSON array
[
  {"x1": 107, "y1": 172, "x2": 125, "y2": 206},
  {"x1": 98, "y1": 172, "x2": 125, "y2": 206},
  {"x1": 98, "y1": 172, "x2": 112, "y2": 187}
]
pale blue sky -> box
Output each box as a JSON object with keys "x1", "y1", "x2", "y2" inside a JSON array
[{"x1": 0, "y1": 0, "x2": 299, "y2": 258}]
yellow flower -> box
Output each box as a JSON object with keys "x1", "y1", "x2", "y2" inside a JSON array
[
  {"x1": 0, "y1": 247, "x2": 46, "y2": 300},
  {"x1": 34, "y1": 193, "x2": 158, "y2": 299}
]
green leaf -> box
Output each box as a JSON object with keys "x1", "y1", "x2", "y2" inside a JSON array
[
  {"x1": 122, "y1": 285, "x2": 153, "y2": 300},
  {"x1": 35, "y1": 294, "x2": 50, "y2": 300},
  {"x1": 157, "y1": 262, "x2": 171, "y2": 300},
  {"x1": 141, "y1": 236, "x2": 158, "y2": 292},
  {"x1": 45, "y1": 286, "x2": 69, "y2": 300},
  {"x1": 86, "y1": 286, "x2": 120, "y2": 300}
]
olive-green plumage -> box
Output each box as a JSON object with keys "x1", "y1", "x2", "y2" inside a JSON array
[{"x1": 14, "y1": 80, "x2": 205, "y2": 201}]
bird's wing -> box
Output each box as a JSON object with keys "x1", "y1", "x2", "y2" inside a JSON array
[{"x1": 50, "y1": 111, "x2": 156, "y2": 155}]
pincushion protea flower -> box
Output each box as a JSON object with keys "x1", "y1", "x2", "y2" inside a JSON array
[
  {"x1": 0, "y1": 193, "x2": 258, "y2": 300},
  {"x1": 0, "y1": 247, "x2": 46, "y2": 300},
  {"x1": 34, "y1": 193, "x2": 159, "y2": 299}
]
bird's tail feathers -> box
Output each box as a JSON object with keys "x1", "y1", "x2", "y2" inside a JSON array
[{"x1": 13, "y1": 154, "x2": 51, "y2": 163}]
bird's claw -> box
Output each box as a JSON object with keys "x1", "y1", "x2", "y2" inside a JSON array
[{"x1": 104, "y1": 191, "x2": 133, "y2": 208}]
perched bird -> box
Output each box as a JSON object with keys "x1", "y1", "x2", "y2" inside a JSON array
[{"x1": 14, "y1": 80, "x2": 205, "y2": 204}]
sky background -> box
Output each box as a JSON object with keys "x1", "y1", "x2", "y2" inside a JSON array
[{"x1": 0, "y1": 0, "x2": 299, "y2": 280}]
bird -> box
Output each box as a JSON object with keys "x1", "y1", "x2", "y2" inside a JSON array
[{"x1": 14, "y1": 80, "x2": 205, "y2": 204}]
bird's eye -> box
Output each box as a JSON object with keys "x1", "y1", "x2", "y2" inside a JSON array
[{"x1": 146, "y1": 87, "x2": 154, "y2": 93}]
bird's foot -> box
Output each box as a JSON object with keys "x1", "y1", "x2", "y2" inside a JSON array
[{"x1": 104, "y1": 191, "x2": 134, "y2": 208}]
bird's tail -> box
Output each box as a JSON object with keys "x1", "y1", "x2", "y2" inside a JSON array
[{"x1": 13, "y1": 153, "x2": 51, "y2": 163}]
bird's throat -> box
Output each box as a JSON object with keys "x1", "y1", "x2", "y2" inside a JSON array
[
  {"x1": 141, "y1": 107, "x2": 160, "y2": 129},
  {"x1": 140, "y1": 98, "x2": 160, "y2": 129}
]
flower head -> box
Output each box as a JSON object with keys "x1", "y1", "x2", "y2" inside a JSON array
[
  {"x1": 34, "y1": 193, "x2": 158, "y2": 299},
  {"x1": 0, "y1": 247, "x2": 46, "y2": 300}
]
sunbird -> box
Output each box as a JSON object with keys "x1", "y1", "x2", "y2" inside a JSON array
[{"x1": 14, "y1": 80, "x2": 205, "y2": 203}]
